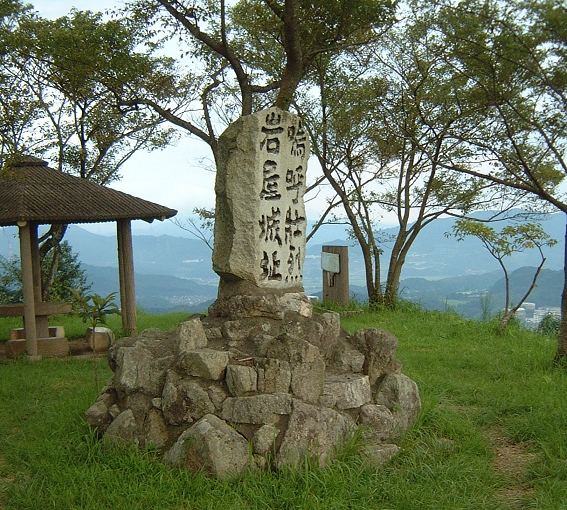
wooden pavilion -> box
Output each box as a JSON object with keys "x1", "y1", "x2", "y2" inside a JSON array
[{"x1": 0, "y1": 156, "x2": 177, "y2": 358}]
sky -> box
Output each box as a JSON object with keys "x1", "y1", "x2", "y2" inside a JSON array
[
  {"x1": 28, "y1": 0, "x2": 222, "y2": 236},
  {"x1": 27, "y1": 0, "x2": 342, "y2": 239}
]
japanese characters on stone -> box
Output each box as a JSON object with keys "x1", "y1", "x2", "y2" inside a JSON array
[{"x1": 258, "y1": 111, "x2": 307, "y2": 286}]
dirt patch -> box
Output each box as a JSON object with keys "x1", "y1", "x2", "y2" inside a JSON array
[{"x1": 488, "y1": 427, "x2": 536, "y2": 509}]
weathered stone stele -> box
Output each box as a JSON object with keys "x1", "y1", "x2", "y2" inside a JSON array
[
  {"x1": 85, "y1": 106, "x2": 422, "y2": 479},
  {"x1": 213, "y1": 107, "x2": 309, "y2": 291}
]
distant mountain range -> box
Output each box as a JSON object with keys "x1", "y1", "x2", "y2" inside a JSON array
[
  {"x1": 81, "y1": 264, "x2": 217, "y2": 314},
  {"x1": 0, "y1": 211, "x2": 564, "y2": 317},
  {"x1": 395, "y1": 267, "x2": 563, "y2": 318}
]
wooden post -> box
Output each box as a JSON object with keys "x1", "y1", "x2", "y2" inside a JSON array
[
  {"x1": 117, "y1": 219, "x2": 137, "y2": 336},
  {"x1": 322, "y1": 245, "x2": 350, "y2": 308},
  {"x1": 29, "y1": 222, "x2": 49, "y2": 338},
  {"x1": 29, "y1": 222, "x2": 41, "y2": 300},
  {"x1": 18, "y1": 221, "x2": 38, "y2": 358}
]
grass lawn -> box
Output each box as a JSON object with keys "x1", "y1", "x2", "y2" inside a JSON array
[{"x1": 1, "y1": 305, "x2": 566, "y2": 509}]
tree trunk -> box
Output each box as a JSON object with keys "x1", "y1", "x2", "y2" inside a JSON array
[
  {"x1": 385, "y1": 230, "x2": 409, "y2": 307},
  {"x1": 498, "y1": 256, "x2": 546, "y2": 333},
  {"x1": 38, "y1": 224, "x2": 67, "y2": 301},
  {"x1": 554, "y1": 215, "x2": 567, "y2": 363},
  {"x1": 364, "y1": 246, "x2": 384, "y2": 308},
  {"x1": 42, "y1": 244, "x2": 61, "y2": 301},
  {"x1": 274, "y1": 0, "x2": 304, "y2": 111},
  {"x1": 498, "y1": 311, "x2": 515, "y2": 333},
  {"x1": 385, "y1": 261, "x2": 403, "y2": 307},
  {"x1": 500, "y1": 260, "x2": 511, "y2": 316},
  {"x1": 362, "y1": 242, "x2": 382, "y2": 306}
]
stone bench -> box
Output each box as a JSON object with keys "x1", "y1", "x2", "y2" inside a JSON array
[
  {"x1": 6, "y1": 324, "x2": 68, "y2": 358},
  {"x1": 9, "y1": 326, "x2": 65, "y2": 341},
  {"x1": 0, "y1": 302, "x2": 71, "y2": 358},
  {"x1": 5, "y1": 336, "x2": 69, "y2": 358}
]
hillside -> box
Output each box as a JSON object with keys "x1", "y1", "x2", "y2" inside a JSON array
[
  {"x1": 0, "y1": 211, "x2": 564, "y2": 315},
  {"x1": 396, "y1": 267, "x2": 562, "y2": 318},
  {"x1": 2, "y1": 306, "x2": 565, "y2": 509},
  {"x1": 83, "y1": 264, "x2": 216, "y2": 314}
]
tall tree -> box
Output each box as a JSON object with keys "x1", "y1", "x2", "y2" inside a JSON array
[
  {"x1": 0, "y1": 0, "x2": 42, "y2": 161},
  {"x1": 300, "y1": 10, "x2": 506, "y2": 306},
  {"x1": 429, "y1": 0, "x2": 567, "y2": 362},
  {"x1": 122, "y1": 0, "x2": 397, "y2": 167},
  {"x1": 3, "y1": 8, "x2": 177, "y2": 182},
  {"x1": 0, "y1": 4, "x2": 178, "y2": 298}
]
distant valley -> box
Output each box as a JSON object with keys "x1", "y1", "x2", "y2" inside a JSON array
[{"x1": 0, "y1": 211, "x2": 564, "y2": 318}]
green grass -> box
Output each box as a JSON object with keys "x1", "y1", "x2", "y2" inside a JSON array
[
  {"x1": 0, "y1": 310, "x2": 192, "y2": 341},
  {"x1": 1, "y1": 304, "x2": 567, "y2": 509}
]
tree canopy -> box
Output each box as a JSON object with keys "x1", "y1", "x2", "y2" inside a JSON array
[
  {"x1": 422, "y1": 0, "x2": 567, "y2": 360},
  {"x1": 1, "y1": 3, "x2": 178, "y2": 181},
  {"x1": 0, "y1": 1, "x2": 179, "y2": 299},
  {"x1": 118, "y1": 0, "x2": 397, "y2": 164}
]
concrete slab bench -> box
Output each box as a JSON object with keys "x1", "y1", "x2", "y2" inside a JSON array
[
  {"x1": 0, "y1": 303, "x2": 71, "y2": 358},
  {"x1": 5, "y1": 336, "x2": 69, "y2": 358}
]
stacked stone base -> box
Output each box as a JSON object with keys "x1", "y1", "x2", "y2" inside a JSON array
[{"x1": 86, "y1": 292, "x2": 421, "y2": 478}]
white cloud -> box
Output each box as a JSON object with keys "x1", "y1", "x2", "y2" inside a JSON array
[{"x1": 32, "y1": 0, "x2": 121, "y2": 18}]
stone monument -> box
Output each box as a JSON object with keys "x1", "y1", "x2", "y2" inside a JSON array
[
  {"x1": 210, "y1": 107, "x2": 312, "y2": 319},
  {"x1": 85, "y1": 108, "x2": 421, "y2": 479}
]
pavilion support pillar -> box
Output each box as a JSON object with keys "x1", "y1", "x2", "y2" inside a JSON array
[
  {"x1": 18, "y1": 221, "x2": 38, "y2": 358},
  {"x1": 117, "y1": 219, "x2": 137, "y2": 337},
  {"x1": 29, "y1": 222, "x2": 41, "y2": 299},
  {"x1": 29, "y1": 222, "x2": 49, "y2": 338}
]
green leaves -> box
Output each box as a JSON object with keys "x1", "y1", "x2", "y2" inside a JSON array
[
  {"x1": 451, "y1": 217, "x2": 557, "y2": 331},
  {"x1": 228, "y1": 0, "x2": 397, "y2": 109},
  {"x1": 0, "y1": 241, "x2": 90, "y2": 304},
  {"x1": 451, "y1": 218, "x2": 557, "y2": 261},
  {"x1": 0, "y1": 5, "x2": 178, "y2": 182},
  {"x1": 69, "y1": 289, "x2": 120, "y2": 330},
  {"x1": 433, "y1": 0, "x2": 567, "y2": 204}
]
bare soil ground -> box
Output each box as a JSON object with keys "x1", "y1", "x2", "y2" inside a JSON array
[{"x1": 489, "y1": 427, "x2": 536, "y2": 509}]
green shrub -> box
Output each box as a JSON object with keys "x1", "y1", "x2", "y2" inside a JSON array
[{"x1": 537, "y1": 312, "x2": 561, "y2": 336}]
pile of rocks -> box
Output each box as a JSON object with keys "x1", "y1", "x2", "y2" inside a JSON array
[
  {"x1": 86, "y1": 293, "x2": 420, "y2": 478},
  {"x1": 85, "y1": 107, "x2": 421, "y2": 478}
]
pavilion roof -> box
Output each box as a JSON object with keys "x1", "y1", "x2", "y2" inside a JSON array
[{"x1": 0, "y1": 156, "x2": 177, "y2": 226}]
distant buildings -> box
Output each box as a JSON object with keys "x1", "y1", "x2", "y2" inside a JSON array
[{"x1": 517, "y1": 302, "x2": 561, "y2": 329}]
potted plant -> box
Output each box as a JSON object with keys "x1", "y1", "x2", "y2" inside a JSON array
[{"x1": 70, "y1": 289, "x2": 120, "y2": 352}]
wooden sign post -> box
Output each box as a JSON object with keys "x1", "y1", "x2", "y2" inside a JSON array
[{"x1": 322, "y1": 245, "x2": 349, "y2": 307}]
